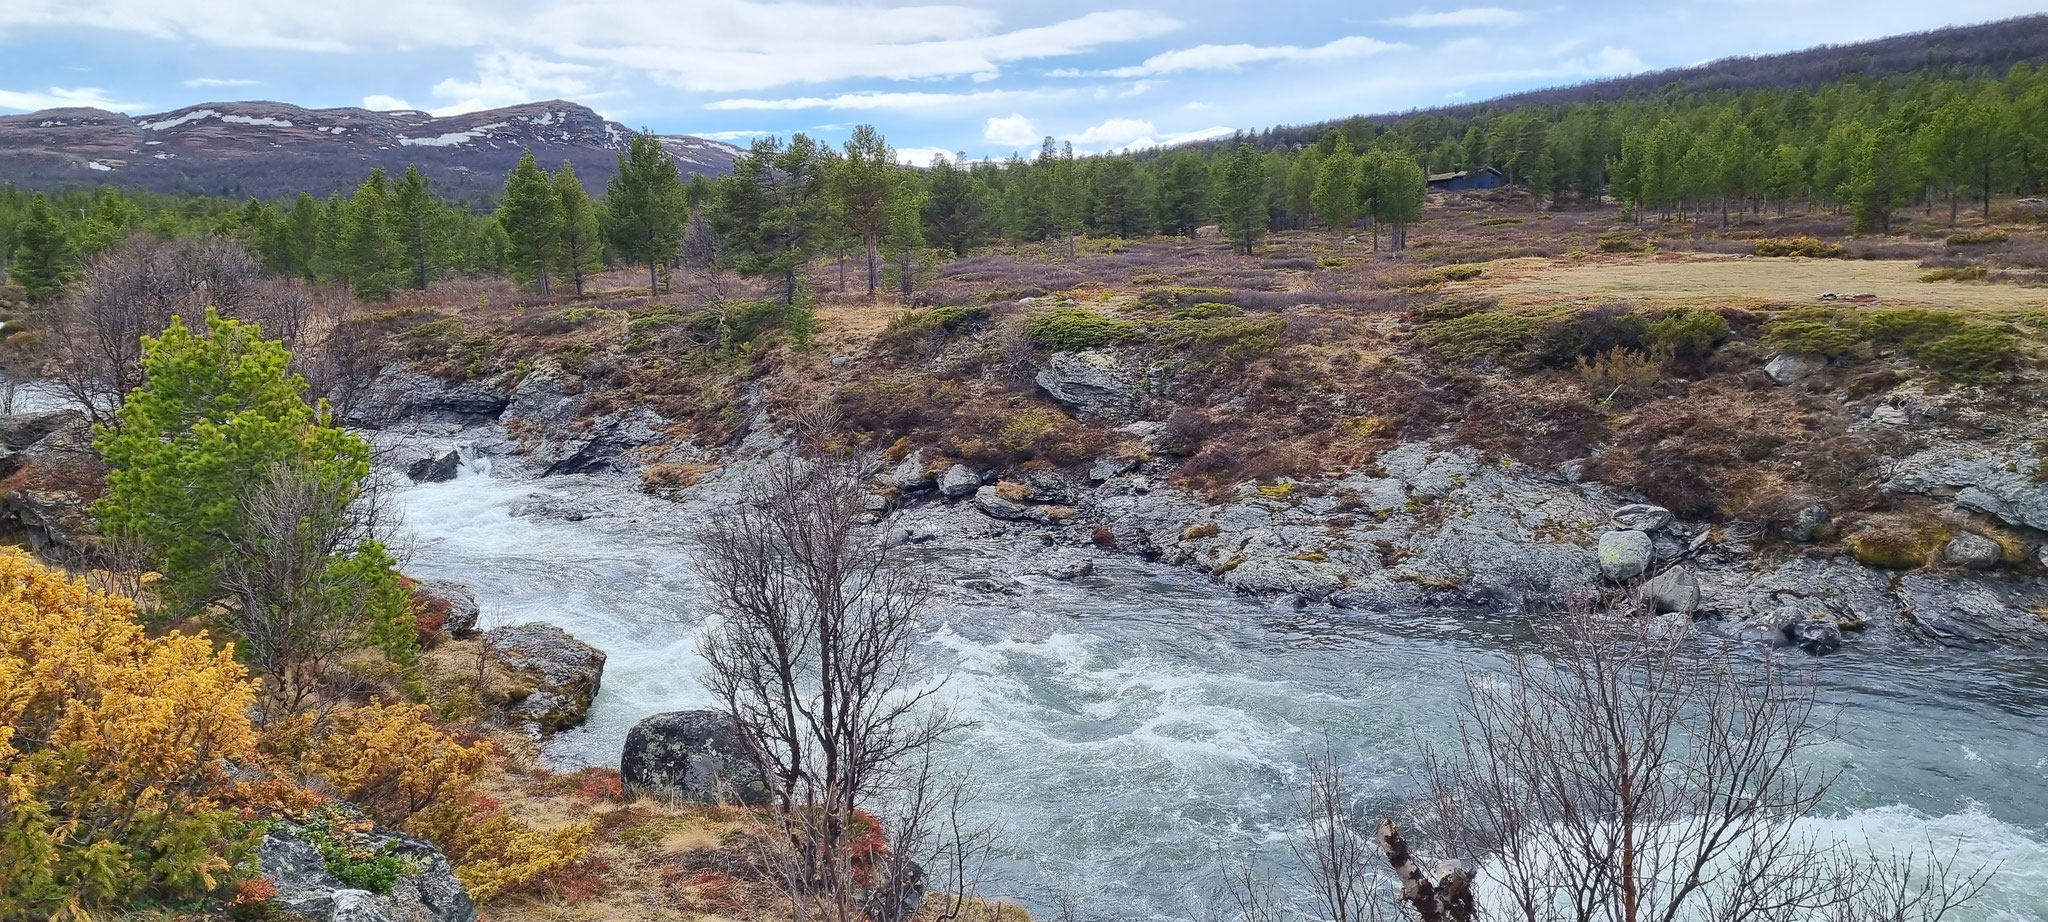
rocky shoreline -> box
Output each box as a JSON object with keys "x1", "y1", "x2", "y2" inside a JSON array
[{"x1": 341, "y1": 356, "x2": 2048, "y2": 659}]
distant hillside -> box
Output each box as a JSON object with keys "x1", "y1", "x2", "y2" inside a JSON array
[
  {"x1": 1244, "y1": 14, "x2": 2048, "y2": 149},
  {"x1": 0, "y1": 100, "x2": 742, "y2": 200}
]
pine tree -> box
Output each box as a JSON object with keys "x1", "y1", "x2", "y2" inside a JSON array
[
  {"x1": 11, "y1": 193, "x2": 71, "y2": 303},
  {"x1": 1373, "y1": 153, "x2": 1427, "y2": 252},
  {"x1": 288, "y1": 192, "x2": 321, "y2": 279},
  {"x1": 923, "y1": 154, "x2": 992, "y2": 256},
  {"x1": 1156, "y1": 151, "x2": 1210, "y2": 238},
  {"x1": 710, "y1": 134, "x2": 829, "y2": 303},
  {"x1": 390, "y1": 165, "x2": 441, "y2": 290},
  {"x1": 1087, "y1": 154, "x2": 1150, "y2": 238},
  {"x1": 343, "y1": 169, "x2": 400, "y2": 300},
  {"x1": 835, "y1": 124, "x2": 894, "y2": 294},
  {"x1": 313, "y1": 193, "x2": 350, "y2": 283},
  {"x1": 884, "y1": 174, "x2": 927, "y2": 302},
  {"x1": 1217, "y1": 146, "x2": 1268, "y2": 256},
  {"x1": 553, "y1": 162, "x2": 603, "y2": 296},
  {"x1": 602, "y1": 132, "x2": 685, "y2": 296},
  {"x1": 1311, "y1": 141, "x2": 1359, "y2": 251},
  {"x1": 499, "y1": 150, "x2": 560, "y2": 297}
]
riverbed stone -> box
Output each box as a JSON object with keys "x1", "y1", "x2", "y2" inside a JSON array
[
  {"x1": 407, "y1": 448, "x2": 461, "y2": 483},
  {"x1": 1598, "y1": 530, "x2": 1653, "y2": 582},
  {"x1": 620, "y1": 710, "x2": 769, "y2": 805},
  {"x1": 1897, "y1": 573, "x2": 2048, "y2": 649},
  {"x1": 415, "y1": 579, "x2": 481, "y2": 636},
  {"x1": 1941, "y1": 532, "x2": 2002, "y2": 570},
  {"x1": 885, "y1": 451, "x2": 934, "y2": 491},
  {"x1": 971, "y1": 485, "x2": 1031, "y2": 521},
  {"x1": 1783, "y1": 612, "x2": 1844, "y2": 654},
  {"x1": 938, "y1": 463, "x2": 980, "y2": 499},
  {"x1": 485, "y1": 623, "x2": 605, "y2": 732},
  {"x1": 1644, "y1": 565, "x2": 1700, "y2": 614}
]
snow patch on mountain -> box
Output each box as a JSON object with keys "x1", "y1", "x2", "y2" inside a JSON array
[
  {"x1": 400, "y1": 122, "x2": 510, "y2": 148},
  {"x1": 138, "y1": 109, "x2": 219, "y2": 131}
]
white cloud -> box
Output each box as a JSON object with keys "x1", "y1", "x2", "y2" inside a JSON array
[
  {"x1": 0, "y1": 85, "x2": 149, "y2": 112},
  {"x1": 428, "y1": 49, "x2": 599, "y2": 115},
  {"x1": 182, "y1": 77, "x2": 259, "y2": 88},
  {"x1": 1383, "y1": 7, "x2": 1530, "y2": 28},
  {"x1": 0, "y1": 2, "x2": 1181, "y2": 94},
  {"x1": 1184, "y1": 101, "x2": 1213, "y2": 111},
  {"x1": 894, "y1": 146, "x2": 952, "y2": 167},
  {"x1": 1094, "y1": 35, "x2": 1402, "y2": 77},
  {"x1": 361, "y1": 94, "x2": 417, "y2": 111},
  {"x1": 984, "y1": 113, "x2": 1039, "y2": 148},
  {"x1": 1070, "y1": 118, "x2": 1154, "y2": 148},
  {"x1": 708, "y1": 89, "x2": 1037, "y2": 111}
]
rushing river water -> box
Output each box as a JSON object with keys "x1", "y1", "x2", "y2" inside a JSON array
[{"x1": 392, "y1": 460, "x2": 2048, "y2": 921}]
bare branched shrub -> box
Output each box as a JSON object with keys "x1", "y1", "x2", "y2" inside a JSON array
[{"x1": 695, "y1": 451, "x2": 969, "y2": 922}]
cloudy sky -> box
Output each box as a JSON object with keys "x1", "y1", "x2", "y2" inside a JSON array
[{"x1": 0, "y1": 0, "x2": 2040, "y2": 163}]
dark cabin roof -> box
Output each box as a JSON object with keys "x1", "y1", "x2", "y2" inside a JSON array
[{"x1": 1427, "y1": 166, "x2": 1502, "y2": 183}]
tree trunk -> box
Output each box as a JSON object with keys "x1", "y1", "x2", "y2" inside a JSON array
[{"x1": 864, "y1": 235, "x2": 880, "y2": 295}]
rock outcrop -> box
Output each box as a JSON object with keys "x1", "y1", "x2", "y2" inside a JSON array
[
  {"x1": 485, "y1": 623, "x2": 605, "y2": 732},
  {"x1": 1035, "y1": 351, "x2": 1139, "y2": 420},
  {"x1": 407, "y1": 448, "x2": 462, "y2": 483},
  {"x1": 1887, "y1": 442, "x2": 2048, "y2": 532},
  {"x1": 415, "y1": 579, "x2": 482, "y2": 636},
  {"x1": 620, "y1": 710, "x2": 769, "y2": 805},
  {"x1": 257, "y1": 819, "x2": 475, "y2": 922}
]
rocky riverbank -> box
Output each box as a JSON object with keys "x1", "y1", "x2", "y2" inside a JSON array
[{"x1": 357, "y1": 356, "x2": 2048, "y2": 660}]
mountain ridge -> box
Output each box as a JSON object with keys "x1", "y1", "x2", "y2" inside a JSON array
[{"x1": 0, "y1": 99, "x2": 742, "y2": 200}]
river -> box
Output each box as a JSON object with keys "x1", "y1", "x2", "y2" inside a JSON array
[{"x1": 391, "y1": 460, "x2": 2048, "y2": 921}]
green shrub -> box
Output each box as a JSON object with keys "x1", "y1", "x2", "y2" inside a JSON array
[
  {"x1": 298, "y1": 806, "x2": 413, "y2": 894},
  {"x1": 1765, "y1": 307, "x2": 1862, "y2": 358},
  {"x1": 1913, "y1": 326, "x2": 2016, "y2": 383},
  {"x1": 1920, "y1": 266, "x2": 1988, "y2": 282},
  {"x1": 1944, "y1": 229, "x2": 2009, "y2": 246},
  {"x1": 878, "y1": 305, "x2": 992, "y2": 355},
  {"x1": 1417, "y1": 311, "x2": 1545, "y2": 362},
  {"x1": 1754, "y1": 236, "x2": 1844, "y2": 258},
  {"x1": 1170, "y1": 302, "x2": 1242, "y2": 321},
  {"x1": 1405, "y1": 264, "x2": 1484, "y2": 290},
  {"x1": 1157, "y1": 316, "x2": 1286, "y2": 361},
  {"x1": 1647, "y1": 307, "x2": 1729, "y2": 358},
  {"x1": 1137, "y1": 287, "x2": 1232, "y2": 309},
  {"x1": 1130, "y1": 273, "x2": 1172, "y2": 285},
  {"x1": 1480, "y1": 217, "x2": 1524, "y2": 227},
  {"x1": 1024, "y1": 308, "x2": 1138, "y2": 350},
  {"x1": 1858, "y1": 308, "x2": 1963, "y2": 347},
  {"x1": 1412, "y1": 296, "x2": 1497, "y2": 322},
  {"x1": 1535, "y1": 305, "x2": 1648, "y2": 367},
  {"x1": 1597, "y1": 230, "x2": 1644, "y2": 253}
]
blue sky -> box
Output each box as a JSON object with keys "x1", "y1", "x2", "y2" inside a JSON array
[{"x1": 0, "y1": 0, "x2": 2041, "y2": 163}]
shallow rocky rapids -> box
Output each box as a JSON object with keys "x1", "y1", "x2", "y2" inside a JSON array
[{"x1": 378, "y1": 403, "x2": 2048, "y2": 920}]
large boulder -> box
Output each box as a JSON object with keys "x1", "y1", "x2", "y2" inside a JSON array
[
  {"x1": 884, "y1": 451, "x2": 935, "y2": 492},
  {"x1": 1035, "y1": 350, "x2": 1138, "y2": 420},
  {"x1": 485, "y1": 623, "x2": 605, "y2": 732},
  {"x1": 407, "y1": 448, "x2": 462, "y2": 484},
  {"x1": 1598, "y1": 530, "x2": 1653, "y2": 582},
  {"x1": 256, "y1": 820, "x2": 475, "y2": 922},
  {"x1": 620, "y1": 710, "x2": 769, "y2": 805},
  {"x1": 937, "y1": 463, "x2": 980, "y2": 499},
  {"x1": 1764, "y1": 353, "x2": 1826, "y2": 385},
  {"x1": 1644, "y1": 565, "x2": 1700, "y2": 614}
]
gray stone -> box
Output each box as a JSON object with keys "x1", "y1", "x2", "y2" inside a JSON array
[
  {"x1": 1598, "y1": 530, "x2": 1654, "y2": 582},
  {"x1": 1887, "y1": 445, "x2": 2048, "y2": 532},
  {"x1": 1034, "y1": 350, "x2": 1138, "y2": 420},
  {"x1": 971, "y1": 486, "x2": 1032, "y2": 521},
  {"x1": 256, "y1": 821, "x2": 475, "y2": 922},
  {"x1": 1764, "y1": 352, "x2": 1826, "y2": 385},
  {"x1": 1089, "y1": 456, "x2": 1139, "y2": 482},
  {"x1": 1611, "y1": 503, "x2": 1672, "y2": 532},
  {"x1": 485, "y1": 623, "x2": 605, "y2": 732},
  {"x1": 502, "y1": 364, "x2": 583, "y2": 431},
  {"x1": 1644, "y1": 565, "x2": 1700, "y2": 614},
  {"x1": 1014, "y1": 547, "x2": 1094, "y2": 580},
  {"x1": 1778, "y1": 504, "x2": 1830, "y2": 543},
  {"x1": 620, "y1": 710, "x2": 769, "y2": 805},
  {"x1": 938, "y1": 463, "x2": 981, "y2": 499},
  {"x1": 416, "y1": 579, "x2": 481, "y2": 636},
  {"x1": 1941, "y1": 532, "x2": 2002, "y2": 570},
  {"x1": 0, "y1": 488, "x2": 90, "y2": 559},
  {"x1": 884, "y1": 452, "x2": 934, "y2": 491},
  {"x1": 1784, "y1": 614, "x2": 1843, "y2": 654},
  {"x1": 407, "y1": 448, "x2": 461, "y2": 483},
  {"x1": 1897, "y1": 574, "x2": 2048, "y2": 650},
  {"x1": 431, "y1": 379, "x2": 515, "y2": 420}
]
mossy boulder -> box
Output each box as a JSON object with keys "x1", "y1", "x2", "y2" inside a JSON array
[{"x1": 1845, "y1": 518, "x2": 1954, "y2": 570}]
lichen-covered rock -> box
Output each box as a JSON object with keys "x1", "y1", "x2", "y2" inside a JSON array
[
  {"x1": 620, "y1": 710, "x2": 769, "y2": 805},
  {"x1": 971, "y1": 485, "x2": 1031, "y2": 521},
  {"x1": 1941, "y1": 532, "x2": 2002, "y2": 570},
  {"x1": 1777, "y1": 504, "x2": 1831, "y2": 543},
  {"x1": 1764, "y1": 352, "x2": 1826, "y2": 385},
  {"x1": 256, "y1": 821, "x2": 475, "y2": 922},
  {"x1": 485, "y1": 623, "x2": 605, "y2": 732},
  {"x1": 1598, "y1": 530, "x2": 1653, "y2": 582},
  {"x1": 1610, "y1": 504, "x2": 1672, "y2": 533},
  {"x1": 1887, "y1": 443, "x2": 2048, "y2": 532},
  {"x1": 884, "y1": 451, "x2": 934, "y2": 491},
  {"x1": 1035, "y1": 350, "x2": 1138, "y2": 420},
  {"x1": 415, "y1": 579, "x2": 482, "y2": 636}
]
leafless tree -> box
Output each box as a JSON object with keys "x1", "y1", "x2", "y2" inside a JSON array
[
  {"x1": 216, "y1": 459, "x2": 401, "y2": 717},
  {"x1": 1215, "y1": 598, "x2": 1992, "y2": 922},
  {"x1": 694, "y1": 447, "x2": 967, "y2": 922},
  {"x1": 47, "y1": 234, "x2": 265, "y2": 425}
]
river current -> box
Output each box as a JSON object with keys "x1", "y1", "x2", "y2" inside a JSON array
[{"x1": 392, "y1": 460, "x2": 2048, "y2": 921}]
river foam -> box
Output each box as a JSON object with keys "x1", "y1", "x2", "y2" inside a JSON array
[{"x1": 393, "y1": 462, "x2": 2048, "y2": 921}]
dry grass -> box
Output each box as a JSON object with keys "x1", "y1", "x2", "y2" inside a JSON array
[{"x1": 1489, "y1": 255, "x2": 2048, "y2": 312}]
